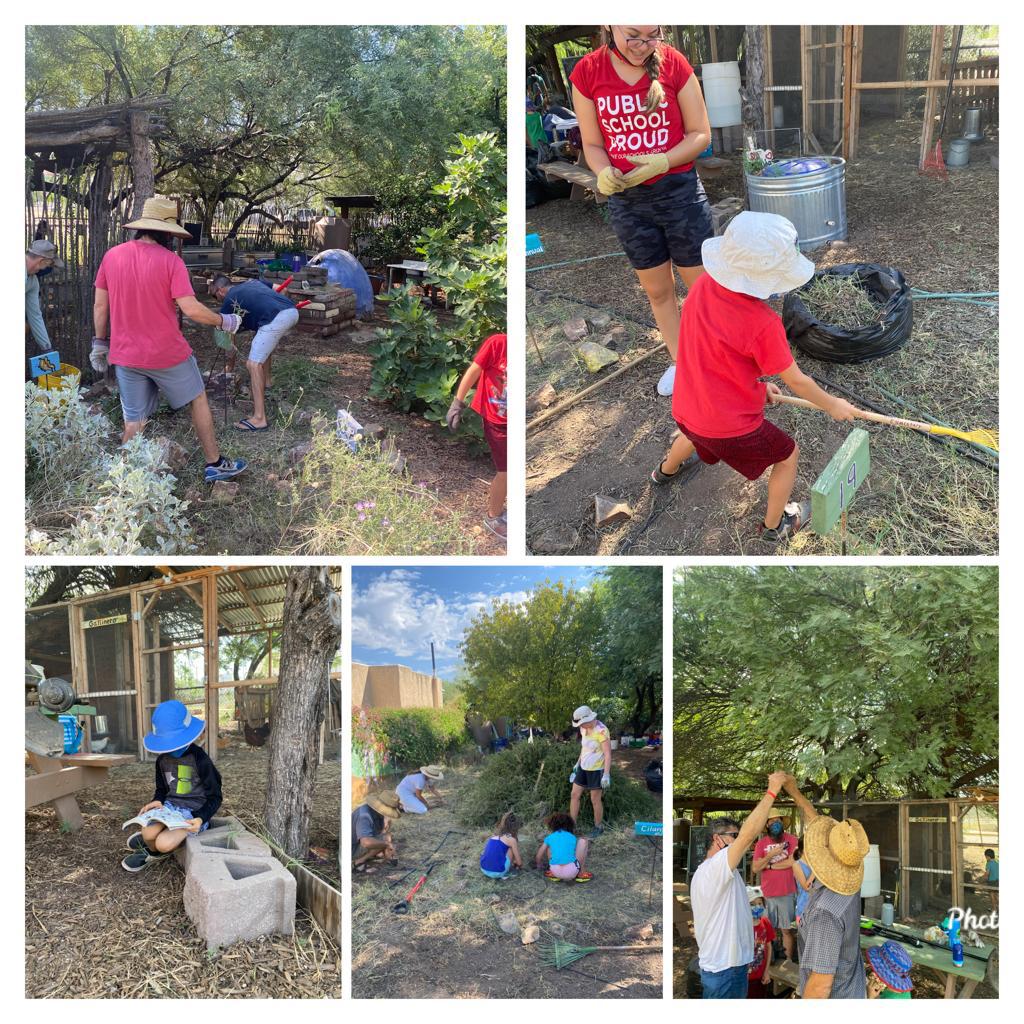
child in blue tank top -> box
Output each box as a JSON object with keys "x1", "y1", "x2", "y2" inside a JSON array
[{"x1": 480, "y1": 812, "x2": 523, "y2": 879}]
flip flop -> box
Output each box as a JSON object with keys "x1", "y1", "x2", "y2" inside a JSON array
[{"x1": 235, "y1": 419, "x2": 269, "y2": 432}]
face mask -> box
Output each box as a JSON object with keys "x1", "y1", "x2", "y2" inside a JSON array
[
  {"x1": 167, "y1": 745, "x2": 189, "y2": 759},
  {"x1": 752, "y1": 906, "x2": 765, "y2": 919},
  {"x1": 768, "y1": 822, "x2": 784, "y2": 838}
]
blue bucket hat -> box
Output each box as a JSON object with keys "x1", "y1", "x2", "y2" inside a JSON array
[
  {"x1": 866, "y1": 940, "x2": 914, "y2": 993},
  {"x1": 144, "y1": 699, "x2": 205, "y2": 754}
]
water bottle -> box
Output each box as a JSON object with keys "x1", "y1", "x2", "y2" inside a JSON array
[
  {"x1": 881, "y1": 901, "x2": 894, "y2": 927},
  {"x1": 292, "y1": 254, "x2": 301, "y2": 273},
  {"x1": 948, "y1": 919, "x2": 964, "y2": 967}
]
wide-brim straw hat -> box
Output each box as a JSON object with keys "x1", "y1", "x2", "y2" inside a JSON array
[
  {"x1": 419, "y1": 764, "x2": 444, "y2": 781},
  {"x1": 803, "y1": 815, "x2": 870, "y2": 896},
  {"x1": 367, "y1": 791, "x2": 402, "y2": 819},
  {"x1": 572, "y1": 705, "x2": 598, "y2": 727},
  {"x1": 702, "y1": 210, "x2": 815, "y2": 300},
  {"x1": 123, "y1": 196, "x2": 193, "y2": 239}
]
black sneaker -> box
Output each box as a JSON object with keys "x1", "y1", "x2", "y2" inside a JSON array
[
  {"x1": 126, "y1": 831, "x2": 147, "y2": 852},
  {"x1": 121, "y1": 846, "x2": 169, "y2": 872},
  {"x1": 760, "y1": 500, "x2": 812, "y2": 544},
  {"x1": 587, "y1": 824, "x2": 605, "y2": 840},
  {"x1": 651, "y1": 451, "x2": 701, "y2": 485}
]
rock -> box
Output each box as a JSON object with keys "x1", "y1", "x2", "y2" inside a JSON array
[
  {"x1": 154, "y1": 436, "x2": 188, "y2": 474},
  {"x1": 361, "y1": 422, "x2": 388, "y2": 441},
  {"x1": 829, "y1": 240, "x2": 850, "y2": 250},
  {"x1": 594, "y1": 494, "x2": 631, "y2": 528},
  {"x1": 586, "y1": 309, "x2": 612, "y2": 332},
  {"x1": 487, "y1": 894, "x2": 501, "y2": 906},
  {"x1": 521, "y1": 925, "x2": 540, "y2": 945},
  {"x1": 210, "y1": 481, "x2": 239, "y2": 504},
  {"x1": 295, "y1": 410, "x2": 314, "y2": 426},
  {"x1": 526, "y1": 382, "x2": 558, "y2": 414},
  {"x1": 183, "y1": 486, "x2": 204, "y2": 508},
  {"x1": 547, "y1": 922, "x2": 565, "y2": 937},
  {"x1": 288, "y1": 442, "x2": 312, "y2": 467},
  {"x1": 346, "y1": 326, "x2": 380, "y2": 346},
  {"x1": 625, "y1": 922, "x2": 655, "y2": 941},
  {"x1": 562, "y1": 317, "x2": 589, "y2": 341},
  {"x1": 602, "y1": 326, "x2": 631, "y2": 351},
  {"x1": 496, "y1": 912, "x2": 519, "y2": 936},
  {"x1": 531, "y1": 524, "x2": 579, "y2": 555},
  {"x1": 578, "y1": 341, "x2": 619, "y2": 373}
]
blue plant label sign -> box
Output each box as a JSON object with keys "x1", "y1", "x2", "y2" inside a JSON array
[
  {"x1": 29, "y1": 351, "x2": 61, "y2": 378},
  {"x1": 634, "y1": 821, "x2": 663, "y2": 837}
]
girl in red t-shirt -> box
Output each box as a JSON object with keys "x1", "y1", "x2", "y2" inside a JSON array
[
  {"x1": 570, "y1": 26, "x2": 714, "y2": 396},
  {"x1": 446, "y1": 333, "x2": 507, "y2": 542}
]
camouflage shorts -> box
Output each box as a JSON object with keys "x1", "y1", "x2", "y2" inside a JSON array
[{"x1": 607, "y1": 168, "x2": 714, "y2": 271}]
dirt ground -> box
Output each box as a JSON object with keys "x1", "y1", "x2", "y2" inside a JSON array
[
  {"x1": 93, "y1": 297, "x2": 501, "y2": 556},
  {"x1": 25, "y1": 748, "x2": 341, "y2": 998},
  {"x1": 351, "y1": 767, "x2": 662, "y2": 999},
  {"x1": 526, "y1": 116, "x2": 998, "y2": 556}
]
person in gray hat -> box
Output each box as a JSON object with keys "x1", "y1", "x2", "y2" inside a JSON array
[{"x1": 25, "y1": 239, "x2": 64, "y2": 352}]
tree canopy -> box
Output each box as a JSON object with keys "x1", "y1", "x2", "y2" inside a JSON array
[
  {"x1": 674, "y1": 566, "x2": 998, "y2": 801},
  {"x1": 26, "y1": 25, "x2": 506, "y2": 228},
  {"x1": 460, "y1": 567, "x2": 662, "y2": 734}
]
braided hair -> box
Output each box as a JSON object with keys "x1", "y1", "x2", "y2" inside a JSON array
[{"x1": 602, "y1": 25, "x2": 665, "y2": 113}]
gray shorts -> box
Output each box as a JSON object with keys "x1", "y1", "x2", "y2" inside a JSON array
[
  {"x1": 766, "y1": 893, "x2": 797, "y2": 930},
  {"x1": 249, "y1": 307, "x2": 299, "y2": 363},
  {"x1": 115, "y1": 356, "x2": 205, "y2": 423}
]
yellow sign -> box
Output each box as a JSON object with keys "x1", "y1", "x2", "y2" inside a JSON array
[{"x1": 82, "y1": 614, "x2": 128, "y2": 629}]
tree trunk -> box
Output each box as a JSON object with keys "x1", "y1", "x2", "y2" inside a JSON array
[
  {"x1": 742, "y1": 26, "x2": 767, "y2": 141},
  {"x1": 264, "y1": 567, "x2": 342, "y2": 859},
  {"x1": 129, "y1": 109, "x2": 155, "y2": 219}
]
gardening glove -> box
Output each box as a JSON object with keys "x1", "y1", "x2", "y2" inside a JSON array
[
  {"x1": 569, "y1": 763, "x2": 580, "y2": 784},
  {"x1": 220, "y1": 312, "x2": 243, "y2": 335},
  {"x1": 446, "y1": 397, "x2": 466, "y2": 432},
  {"x1": 621, "y1": 152, "x2": 671, "y2": 187},
  {"x1": 601, "y1": 772, "x2": 611, "y2": 790},
  {"x1": 89, "y1": 337, "x2": 109, "y2": 373},
  {"x1": 596, "y1": 165, "x2": 628, "y2": 196}
]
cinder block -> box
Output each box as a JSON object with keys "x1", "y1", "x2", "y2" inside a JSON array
[
  {"x1": 712, "y1": 196, "x2": 745, "y2": 236},
  {"x1": 183, "y1": 852, "x2": 296, "y2": 950},
  {"x1": 174, "y1": 822, "x2": 272, "y2": 871}
]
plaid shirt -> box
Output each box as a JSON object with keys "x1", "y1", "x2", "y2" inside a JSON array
[{"x1": 798, "y1": 881, "x2": 866, "y2": 998}]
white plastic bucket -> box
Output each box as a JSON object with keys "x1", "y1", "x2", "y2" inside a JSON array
[
  {"x1": 701, "y1": 61, "x2": 742, "y2": 128},
  {"x1": 861, "y1": 844, "x2": 881, "y2": 898}
]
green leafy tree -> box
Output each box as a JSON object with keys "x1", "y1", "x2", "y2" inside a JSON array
[{"x1": 674, "y1": 566, "x2": 998, "y2": 801}]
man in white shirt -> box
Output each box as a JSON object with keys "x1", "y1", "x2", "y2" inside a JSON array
[{"x1": 691, "y1": 770, "x2": 792, "y2": 998}]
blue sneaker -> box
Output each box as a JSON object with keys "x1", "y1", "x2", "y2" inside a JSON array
[{"x1": 204, "y1": 457, "x2": 248, "y2": 483}]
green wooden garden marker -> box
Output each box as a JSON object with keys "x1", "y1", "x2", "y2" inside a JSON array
[{"x1": 811, "y1": 428, "x2": 871, "y2": 549}]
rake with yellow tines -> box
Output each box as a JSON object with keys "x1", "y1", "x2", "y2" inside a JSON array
[
  {"x1": 770, "y1": 394, "x2": 998, "y2": 453},
  {"x1": 539, "y1": 940, "x2": 662, "y2": 970}
]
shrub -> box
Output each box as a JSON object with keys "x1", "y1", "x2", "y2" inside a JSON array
[
  {"x1": 25, "y1": 382, "x2": 195, "y2": 555},
  {"x1": 354, "y1": 173, "x2": 446, "y2": 271},
  {"x1": 354, "y1": 705, "x2": 469, "y2": 771},
  {"x1": 457, "y1": 738, "x2": 660, "y2": 828}
]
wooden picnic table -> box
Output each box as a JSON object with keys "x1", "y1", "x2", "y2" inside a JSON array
[
  {"x1": 26, "y1": 751, "x2": 135, "y2": 832},
  {"x1": 769, "y1": 920, "x2": 995, "y2": 999}
]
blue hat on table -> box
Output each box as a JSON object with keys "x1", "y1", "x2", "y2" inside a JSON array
[
  {"x1": 866, "y1": 940, "x2": 914, "y2": 993},
  {"x1": 144, "y1": 699, "x2": 205, "y2": 754}
]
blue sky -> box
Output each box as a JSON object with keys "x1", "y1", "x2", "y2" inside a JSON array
[{"x1": 351, "y1": 565, "x2": 603, "y2": 678}]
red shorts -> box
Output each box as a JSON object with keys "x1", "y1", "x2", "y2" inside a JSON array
[
  {"x1": 677, "y1": 419, "x2": 796, "y2": 481},
  {"x1": 483, "y1": 418, "x2": 507, "y2": 472}
]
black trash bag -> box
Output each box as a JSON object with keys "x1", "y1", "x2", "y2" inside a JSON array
[
  {"x1": 783, "y1": 263, "x2": 913, "y2": 364},
  {"x1": 643, "y1": 758, "x2": 663, "y2": 793},
  {"x1": 526, "y1": 148, "x2": 547, "y2": 209}
]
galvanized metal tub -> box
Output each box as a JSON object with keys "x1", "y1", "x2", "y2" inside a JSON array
[
  {"x1": 947, "y1": 138, "x2": 971, "y2": 167},
  {"x1": 745, "y1": 156, "x2": 847, "y2": 251}
]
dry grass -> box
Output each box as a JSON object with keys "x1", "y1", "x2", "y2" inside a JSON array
[
  {"x1": 351, "y1": 767, "x2": 662, "y2": 999},
  {"x1": 800, "y1": 274, "x2": 882, "y2": 329},
  {"x1": 25, "y1": 749, "x2": 340, "y2": 998}
]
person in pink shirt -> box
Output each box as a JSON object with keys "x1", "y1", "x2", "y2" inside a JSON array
[
  {"x1": 752, "y1": 813, "x2": 800, "y2": 963},
  {"x1": 90, "y1": 196, "x2": 248, "y2": 483}
]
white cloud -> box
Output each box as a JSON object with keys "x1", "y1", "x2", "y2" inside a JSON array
[{"x1": 352, "y1": 574, "x2": 532, "y2": 661}]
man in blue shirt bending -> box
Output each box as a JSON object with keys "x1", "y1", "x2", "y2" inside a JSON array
[{"x1": 210, "y1": 274, "x2": 299, "y2": 431}]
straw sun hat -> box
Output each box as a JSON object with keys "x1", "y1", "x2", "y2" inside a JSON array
[
  {"x1": 419, "y1": 765, "x2": 444, "y2": 781},
  {"x1": 367, "y1": 791, "x2": 402, "y2": 819},
  {"x1": 123, "y1": 196, "x2": 194, "y2": 238},
  {"x1": 802, "y1": 815, "x2": 870, "y2": 896}
]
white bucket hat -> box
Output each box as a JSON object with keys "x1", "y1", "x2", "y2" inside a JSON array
[
  {"x1": 572, "y1": 705, "x2": 598, "y2": 727},
  {"x1": 701, "y1": 211, "x2": 815, "y2": 300}
]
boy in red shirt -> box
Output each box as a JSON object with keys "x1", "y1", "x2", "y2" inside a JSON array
[
  {"x1": 446, "y1": 333, "x2": 507, "y2": 541},
  {"x1": 651, "y1": 211, "x2": 859, "y2": 543},
  {"x1": 748, "y1": 895, "x2": 776, "y2": 998}
]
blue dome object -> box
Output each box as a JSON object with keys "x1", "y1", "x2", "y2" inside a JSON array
[
  {"x1": 313, "y1": 248, "x2": 375, "y2": 317},
  {"x1": 761, "y1": 158, "x2": 830, "y2": 178}
]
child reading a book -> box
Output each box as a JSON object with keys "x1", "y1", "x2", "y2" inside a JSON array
[{"x1": 122, "y1": 700, "x2": 223, "y2": 872}]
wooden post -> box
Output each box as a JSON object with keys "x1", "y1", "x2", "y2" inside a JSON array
[
  {"x1": 800, "y1": 26, "x2": 811, "y2": 154},
  {"x1": 128, "y1": 108, "x2": 156, "y2": 220},
  {"x1": 741, "y1": 26, "x2": 767, "y2": 142},
  {"x1": 851, "y1": 25, "x2": 864, "y2": 158},
  {"x1": 842, "y1": 26, "x2": 854, "y2": 160},
  {"x1": 764, "y1": 26, "x2": 775, "y2": 151},
  {"x1": 899, "y1": 802, "x2": 911, "y2": 919},
  {"x1": 131, "y1": 588, "x2": 146, "y2": 760},
  {"x1": 205, "y1": 577, "x2": 219, "y2": 762},
  {"x1": 709, "y1": 26, "x2": 718, "y2": 63},
  {"x1": 919, "y1": 25, "x2": 946, "y2": 168},
  {"x1": 832, "y1": 26, "x2": 844, "y2": 145}
]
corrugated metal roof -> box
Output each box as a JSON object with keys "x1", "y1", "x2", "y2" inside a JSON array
[{"x1": 215, "y1": 567, "x2": 343, "y2": 632}]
